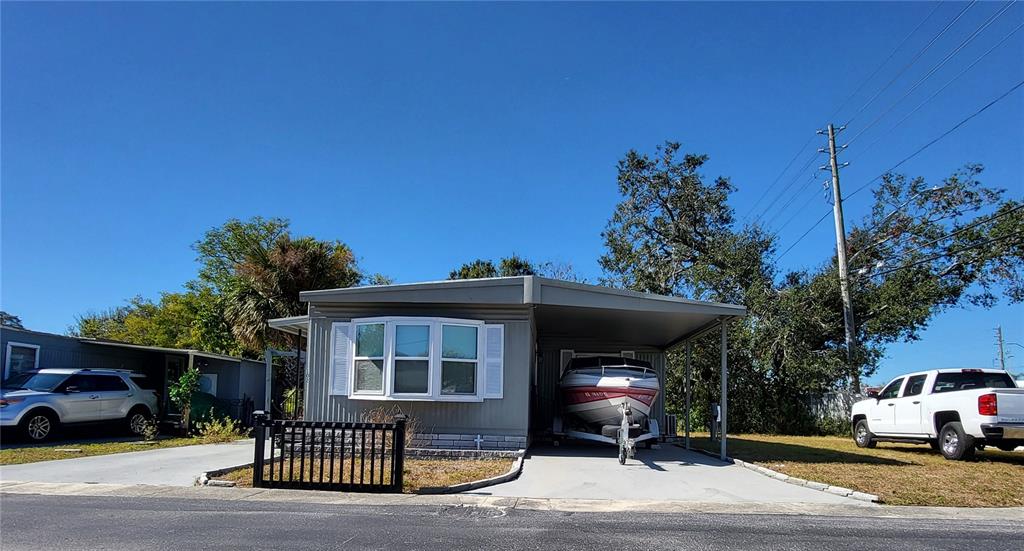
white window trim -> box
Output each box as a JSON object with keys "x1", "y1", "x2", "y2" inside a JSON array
[
  {"x1": 390, "y1": 322, "x2": 433, "y2": 398},
  {"x1": 351, "y1": 322, "x2": 386, "y2": 396},
  {"x1": 4, "y1": 342, "x2": 41, "y2": 379},
  {"x1": 345, "y1": 316, "x2": 486, "y2": 403}
]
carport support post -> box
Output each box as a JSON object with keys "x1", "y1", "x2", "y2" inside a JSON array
[
  {"x1": 263, "y1": 349, "x2": 273, "y2": 413},
  {"x1": 720, "y1": 320, "x2": 728, "y2": 461},
  {"x1": 684, "y1": 340, "x2": 692, "y2": 450}
]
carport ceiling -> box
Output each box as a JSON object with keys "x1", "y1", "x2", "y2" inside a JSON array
[
  {"x1": 534, "y1": 304, "x2": 728, "y2": 349},
  {"x1": 297, "y1": 276, "x2": 745, "y2": 349}
]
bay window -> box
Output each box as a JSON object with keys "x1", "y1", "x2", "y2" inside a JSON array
[
  {"x1": 394, "y1": 324, "x2": 430, "y2": 394},
  {"x1": 441, "y1": 324, "x2": 477, "y2": 395},
  {"x1": 353, "y1": 323, "x2": 385, "y2": 394},
  {"x1": 330, "y1": 316, "x2": 503, "y2": 402}
]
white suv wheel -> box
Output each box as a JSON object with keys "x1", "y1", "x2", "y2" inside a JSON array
[
  {"x1": 26, "y1": 414, "x2": 52, "y2": 440},
  {"x1": 129, "y1": 412, "x2": 149, "y2": 435}
]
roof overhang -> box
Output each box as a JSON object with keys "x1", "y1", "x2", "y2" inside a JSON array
[
  {"x1": 286, "y1": 276, "x2": 744, "y2": 349},
  {"x1": 78, "y1": 339, "x2": 242, "y2": 363},
  {"x1": 267, "y1": 315, "x2": 309, "y2": 337}
]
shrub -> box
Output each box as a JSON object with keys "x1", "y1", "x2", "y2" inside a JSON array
[
  {"x1": 360, "y1": 404, "x2": 420, "y2": 448},
  {"x1": 137, "y1": 415, "x2": 160, "y2": 441},
  {"x1": 169, "y1": 367, "x2": 201, "y2": 431},
  {"x1": 193, "y1": 408, "x2": 250, "y2": 443}
]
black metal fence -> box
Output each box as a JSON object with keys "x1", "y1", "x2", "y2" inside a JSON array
[{"x1": 252, "y1": 413, "x2": 406, "y2": 493}]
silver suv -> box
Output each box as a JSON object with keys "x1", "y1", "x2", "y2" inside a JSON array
[{"x1": 0, "y1": 368, "x2": 159, "y2": 442}]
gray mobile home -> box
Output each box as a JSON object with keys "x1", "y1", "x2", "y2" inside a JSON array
[
  {"x1": 270, "y1": 276, "x2": 744, "y2": 452},
  {"x1": 1, "y1": 327, "x2": 267, "y2": 422}
]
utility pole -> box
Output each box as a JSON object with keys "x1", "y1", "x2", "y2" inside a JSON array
[
  {"x1": 996, "y1": 326, "x2": 1006, "y2": 371},
  {"x1": 822, "y1": 123, "x2": 858, "y2": 391}
]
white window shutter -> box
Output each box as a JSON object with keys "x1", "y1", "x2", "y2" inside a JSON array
[
  {"x1": 560, "y1": 349, "x2": 574, "y2": 375},
  {"x1": 483, "y1": 324, "x2": 504, "y2": 399},
  {"x1": 330, "y1": 323, "x2": 353, "y2": 396},
  {"x1": 621, "y1": 351, "x2": 636, "y2": 359}
]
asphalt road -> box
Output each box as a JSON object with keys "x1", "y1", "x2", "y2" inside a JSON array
[{"x1": 1, "y1": 494, "x2": 1020, "y2": 550}]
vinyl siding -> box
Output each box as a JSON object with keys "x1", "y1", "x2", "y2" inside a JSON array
[{"x1": 302, "y1": 305, "x2": 533, "y2": 436}]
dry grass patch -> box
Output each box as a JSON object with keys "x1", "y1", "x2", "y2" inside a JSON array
[
  {"x1": 0, "y1": 437, "x2": 211, "y2": 465},
  {"x1": 219, "y1": 457, "x2": 512, "y2": 493},
  {"x1": 691, "y1": 433, "x2": 1023, "y2": 507}
]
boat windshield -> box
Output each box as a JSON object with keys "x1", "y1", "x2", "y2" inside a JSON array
[{"x1": 572, "y1": 367, "x2": 656, "y2": 379}]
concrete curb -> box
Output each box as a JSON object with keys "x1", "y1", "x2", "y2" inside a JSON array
[
  {"x1": 2, "y1": 481, "x2": 1020, "y2": 520},
  {"x1": 679, "y1": 445, "x2": 881, "y2": 503},
  {"x1": 416, "y1": 451, "x2": 525, "y2": 494},
  {"x1": 195, "y1": 450, "x2": 527, "y2": 493},
  {"x1": 196, "y1": 461, "x2": 256, "y2": 488}
]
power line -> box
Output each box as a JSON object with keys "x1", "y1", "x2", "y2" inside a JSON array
[
  {"x1": 752, "y1": 151, "x2": 821, "y2": 224},
  {"x1": 866, "y1": 203, "x2": 1024, "y2": 263},
  {"x1": 775, "y1": 78, "x2": 1024, "y2": 262},
  {"x1": 764, "y1": 173, "x2": 822, "y2": 228},
  {"x1": 748, "y1": 2, "x2": 954, "y2": 226},
  {"x1": 776, "y1": 209, "x2": 832, "y2": 260},
  {"x1": 844, "y1": 0, "x2": 978, "y2": 126},
  {"x1": 870, "y1": 233, "x2": 1023, "y2": 277},
  {"x1": 846, "y1": 78, "x2": 1024, "y2": 201},
  {"x1": 845, "y1": 0, "x2": 1018, "y2": 148},
  {"x1": 774, "y1": 188, "x2": 828, "y2": 234},
  {"x1": 744, "y1": 136, "x2": 817, "y2": 220},
  {"x1": 847, "y1": 20, "x2": 1024, "y2": 164},
  {"x1": 825, "y1": 1, "x2": 943, "y2": 123}
]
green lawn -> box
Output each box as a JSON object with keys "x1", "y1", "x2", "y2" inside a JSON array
[{"x1": 690, "y1": 433, "x2": 1024, "y2": 507}]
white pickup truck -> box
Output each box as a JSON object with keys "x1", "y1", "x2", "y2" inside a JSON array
[{"x1": 851, "y1": 368, "x2": 1024, "y2": 460}]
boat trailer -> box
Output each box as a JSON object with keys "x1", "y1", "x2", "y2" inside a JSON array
[{"x1": 553, "y1": 403, "x2": 660, "y2": 465}]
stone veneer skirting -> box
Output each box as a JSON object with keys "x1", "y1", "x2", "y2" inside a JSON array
[{"x1": 410, "y1": 433, "x2": 527, "y2": 450}]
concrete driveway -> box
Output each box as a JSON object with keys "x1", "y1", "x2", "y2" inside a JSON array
[
  {"x1": 0, "y1": 440, "x2": 255, "y2": 486},
  {"x1": 478, "y1": 441, "x2": 862, "y2": 504}
]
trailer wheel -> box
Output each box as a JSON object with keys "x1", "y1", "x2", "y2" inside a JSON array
[{"x1": 618, "y1": 445, "x2": 626, "y2": 465}]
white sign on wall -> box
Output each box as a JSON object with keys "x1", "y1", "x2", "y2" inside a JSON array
[{"x1": 198, "y1": 373, "x2": 218, "y2": 396}]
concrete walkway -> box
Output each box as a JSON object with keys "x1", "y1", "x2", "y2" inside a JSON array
[
  {"x1": 0, "y1": 439, "x2": 255, "y2": 486},
  {"x1": 477, "y1": 442, "x2": 859, "y2": 504}
]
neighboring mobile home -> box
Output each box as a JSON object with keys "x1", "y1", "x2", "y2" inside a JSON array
[
  {"x1": 0, "y1": 327, "x2": 266, "y2": 423},
  {"x1": 268, "y1": 276, "x2": 745, "y2": 451}
]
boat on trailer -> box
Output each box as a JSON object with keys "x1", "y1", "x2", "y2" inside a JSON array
[{"x1": 556, "y1": 356, "x2": 661, "y2": 463}]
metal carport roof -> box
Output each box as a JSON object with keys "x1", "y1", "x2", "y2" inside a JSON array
[{"x1": 294, "y1": 276, "x2": 745, "y2": 349}]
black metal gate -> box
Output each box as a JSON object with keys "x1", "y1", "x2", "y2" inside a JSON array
[{"x1": 252, "y1": 413, "x2": 406, "y2": 493}]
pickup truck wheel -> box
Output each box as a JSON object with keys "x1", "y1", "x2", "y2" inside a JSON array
[
  {"x1": 939, "y1": 422, "x2": 975, "y2": 460},
  {"x1": 20, "y1": 410, "x2": 58, "y2": 442},
  {"x1": 853, "y1": 420, "x2": 876, "y2": 448}
]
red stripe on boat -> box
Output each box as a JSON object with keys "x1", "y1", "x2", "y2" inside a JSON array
[{"x1": 561, "y1": 386, "x2": 657, "y2": 406}]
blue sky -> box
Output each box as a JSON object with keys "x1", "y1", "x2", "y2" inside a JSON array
[{"x1": 2, "y1": 2, "x2": 1022, "y2": 383}]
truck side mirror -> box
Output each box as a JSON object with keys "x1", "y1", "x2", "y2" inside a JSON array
[{"x1": 866, "y1": 389, "x2": 879, "y2": 399}]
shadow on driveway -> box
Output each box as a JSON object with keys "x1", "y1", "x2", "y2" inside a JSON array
[
  {"x1": 692, "y1": 437, "x2": 909, "y2": 466},
  {"x1": 0, "y1": 424, "x2": 156, "y2": 450}
]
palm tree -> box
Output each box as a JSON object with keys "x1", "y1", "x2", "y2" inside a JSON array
[{"x1": 224, "y1": 236, "x2": 361, "y2": 353}]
